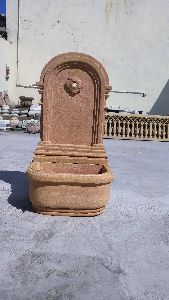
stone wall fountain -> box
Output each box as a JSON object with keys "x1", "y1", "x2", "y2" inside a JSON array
[{"x1": 27, "y1": 52, "x2": 113, "y2": 216}]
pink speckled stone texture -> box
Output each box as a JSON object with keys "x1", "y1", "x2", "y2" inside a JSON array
[{"x1": 27, "y1": 52, "x2": 113, "y2": 216}]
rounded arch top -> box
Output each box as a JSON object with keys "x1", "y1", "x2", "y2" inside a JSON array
[{"x1": 37, "y1": 52, "x2": 110, "y2": 87}]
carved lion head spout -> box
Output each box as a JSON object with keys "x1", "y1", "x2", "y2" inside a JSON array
[{"x1": 64, "y1": 76, "x2": 83, "y2": 96}]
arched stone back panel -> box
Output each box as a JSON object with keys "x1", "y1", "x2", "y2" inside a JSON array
[{"x1": 37, "y1": 53, "x2": 111, "y2": 147}]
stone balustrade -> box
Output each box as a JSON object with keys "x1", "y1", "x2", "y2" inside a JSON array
[{"x1": 104, "y1": 113, "x2": 169, "y2": 141}]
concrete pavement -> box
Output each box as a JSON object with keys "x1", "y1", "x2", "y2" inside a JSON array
[{"x1": 0, "y1": 131, "x2": 169, "y2": 300}]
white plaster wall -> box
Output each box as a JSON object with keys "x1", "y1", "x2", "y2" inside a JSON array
[
  {"x1": 6, "y1": 0, "x2": 169, "y2": 113},
  {"x1": 0, "y1": 38, "x2": 15, "y2": 103},
  {"x1": 0, "y1": 38, "x2": 8, "y2": 95}
]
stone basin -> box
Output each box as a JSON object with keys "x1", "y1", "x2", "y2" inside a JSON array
[{"x1": 27, "y1": 161, "x2": 113, "y2": 216}]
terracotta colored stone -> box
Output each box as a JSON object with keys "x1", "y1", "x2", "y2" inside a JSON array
[
  {"x1": 27, "y1": 52, "x2": 113, "y2": 216},
  {"x1": 4, "y1": 93, "x2": 10, "y2": 106},
  {"x1": 0, "y1": 92, "x2": 5, "y2": 107},
  {"x1": 19, "y1": 96, "x2": 34, "y2": 107}
]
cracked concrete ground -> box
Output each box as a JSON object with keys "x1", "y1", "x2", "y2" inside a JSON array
[{"x1": 0, "y1": 131, "x2": 169, "y2": 300}]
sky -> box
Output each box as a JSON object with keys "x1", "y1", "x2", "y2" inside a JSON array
[{"x1": 0, "y1": 0, "x2": 6, "y2": 15}]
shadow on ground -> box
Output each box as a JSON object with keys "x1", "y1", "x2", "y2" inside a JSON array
[
  {"x1": 149, "y1": 79, "x2": 169, "y2": 115},
  {"x1": 0, "y1": 171, "x2": 32, "y2": 212}
]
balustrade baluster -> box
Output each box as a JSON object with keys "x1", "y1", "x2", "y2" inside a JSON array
[
  {"x1": 159, "y1": 122, "x2": 162, "y2": 140},
  {"x1": 144, "y1": 122, "x2": 147, "y2": 138},
  {"x1": 104, "y1": 118, "x2": 107, "y2": 135},
  {"x1": 109, "y1": 118, "x2": 112, "y2": 137},
  {"x1": 135, "y1": 121, "x2": 138, "y2": 138},
  {"x1": 149, "y1": 121, "x2": 153, "y2": 139},
  {"x1": 167, "y1": 123, "x2": 169, "y2": 140},
  {"x1": 104, "y1": 113, "x2": 169, "y2": 141},
  {"x1": 161, "y1": 123, "x2": 164, "y2": 140},
  {"x1": 107, "y1": 118, "x2": 110, "y2": 136},
  {"x1": 113, "y1": 118, "x2": 116, "y2": 137},
  {"x1": 130, "y1": 120, "x2": 134, "y2": 137},
  {"x1": 153, "y1": 122, "x2": 156, "y2": 139},
  {"x1": 120, "y1": 119, "x2": 124, "y2": 137},
  {"x1": 116, "y1": 119, "x2": 120, "y2": 136},
  {"x1": 155, "y1": 122, "x2": 159, "y2": 140},
  {"x1": 140, "y1": 121, "x2": 144, "y2": 138},
  {"x1": 164, "y1": 123, "x2": 167, "y2": 140},
  {"x1": 126, "y1": 120, "x2": 129, "y2": 138},
  {"x1": 124, "y1": 119, "x2": 127, "y2": 137}
]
